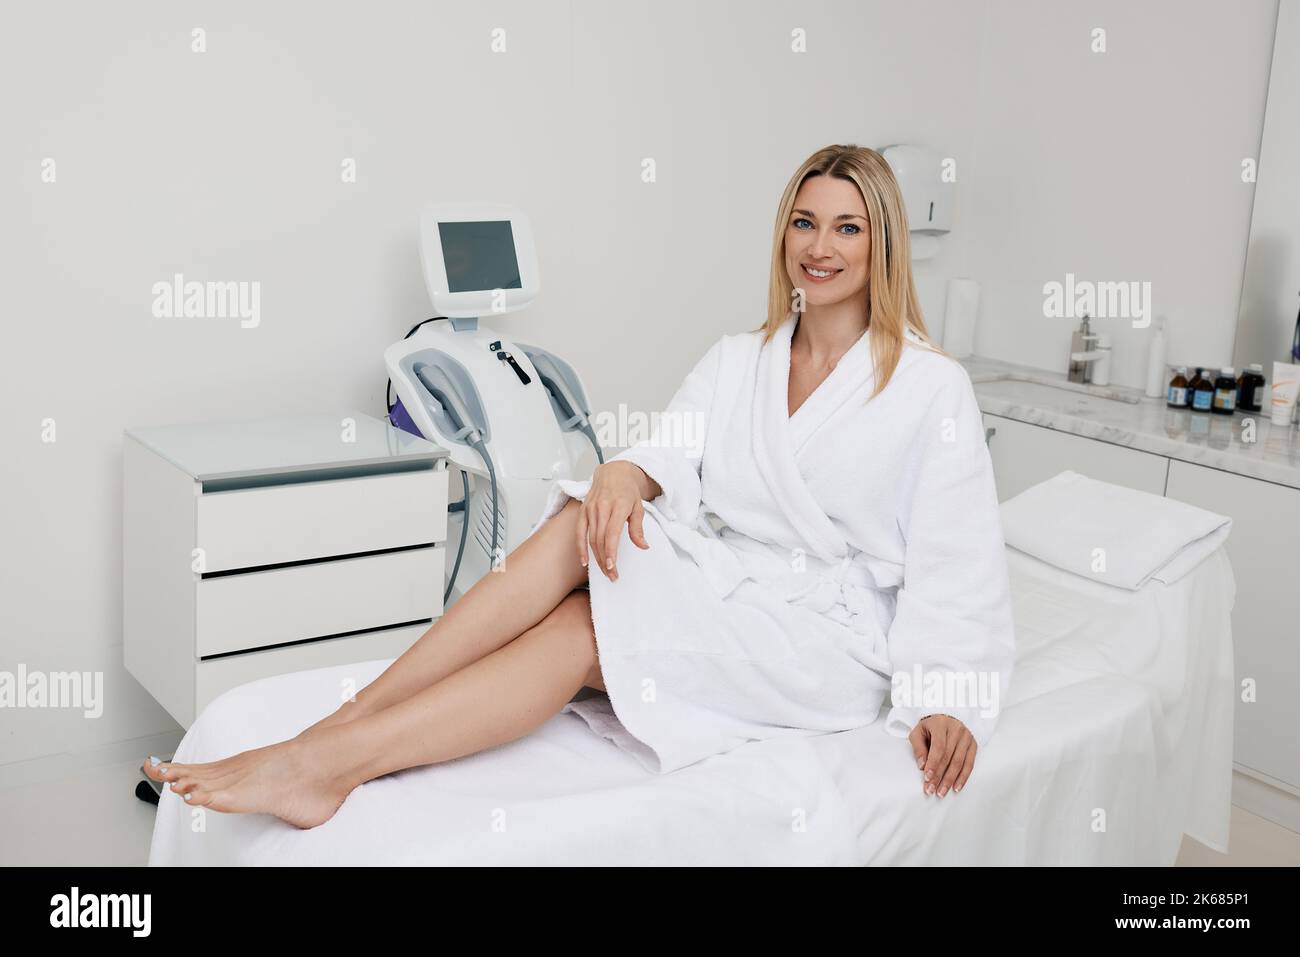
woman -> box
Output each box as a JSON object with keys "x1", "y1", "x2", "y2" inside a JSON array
[{"x1": 144, "y1": 144, "x2": 1015, "y2": 829}]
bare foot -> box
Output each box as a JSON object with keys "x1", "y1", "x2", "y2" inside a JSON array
[{"x1": 142, "y1": 735, "x2": 356, "y2": 829}]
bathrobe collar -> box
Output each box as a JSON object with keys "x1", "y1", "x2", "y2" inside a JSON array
[{"x1": 752, "y1": 312, "x2": 876, "y2": 562}]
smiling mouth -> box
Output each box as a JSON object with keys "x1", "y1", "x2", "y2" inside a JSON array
[{"x1": 802, "y1": 264, "x2": 843, "y2": 279}]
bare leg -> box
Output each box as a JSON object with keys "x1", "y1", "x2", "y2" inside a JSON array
[
  {"x1": 144, "y1": 590, "x2": 603, "y2": 829},
  {"x1": 304, "y1": 498, "x2": 590, "y2": 735}
]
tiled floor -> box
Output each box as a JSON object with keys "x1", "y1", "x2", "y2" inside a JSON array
[
  {"x1": 1175, "y1": 803, "x2": 1300, "y2": 866},
  {"x1": 1, "y1": 756, "x2": 1297, "y2": 866},
  {"x1": 0, "y1": 758, "x2": 160, "y2": 866}
]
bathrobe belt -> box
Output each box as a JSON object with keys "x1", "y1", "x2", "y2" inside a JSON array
[
  {"x1": 652, "y1": 510, "x2": 896, "y2": 655},
  {"x1": 776, "y1": 554, "x2": 895, "y2": 646}
]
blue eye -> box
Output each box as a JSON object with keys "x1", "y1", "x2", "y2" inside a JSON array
[{"x1": 791, "y1": 217, "x2": 862, "y2": 235}]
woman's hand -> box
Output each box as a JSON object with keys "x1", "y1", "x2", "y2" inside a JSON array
[
  {"x1": 577, "y1": 461, "x2": 657, "y2": 582},
  {"x1": 909, "y1": 715, "x2": 976, "y2": 798}
]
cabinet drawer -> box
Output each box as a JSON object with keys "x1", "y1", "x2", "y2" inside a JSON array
[
  {"x1": 196, "y1": 546, "x2": 444, "y2": 658},
  {"x1": 197, "y1": 468, "x2": 448, "y2": 571},
  {"x1": 1165, "y1": 460, "x2": 1300, "y2": 792},
  {"x1": 195, "y1": 620, "x2": 429, "y2": 720}
]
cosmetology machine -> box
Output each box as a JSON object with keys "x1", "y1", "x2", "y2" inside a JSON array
[{"x1": 384, "y1": 204, "x2": 604, "y2": 607}]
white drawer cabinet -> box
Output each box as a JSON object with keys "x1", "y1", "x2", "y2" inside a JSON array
[
  {"x1": 124, "y1": 413, "x2": 449, "y2": 729},
  {"x1": 983, "y1": 413, "x2": 1170, "y2": 501},
  {"x1": 1164, "y1": 460, "x2": 1300, "y2": 795}
]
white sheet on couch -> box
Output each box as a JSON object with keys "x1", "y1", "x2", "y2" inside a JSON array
[{"x1": 148, "y1": 544, "x2": 1234, "y2": 866}]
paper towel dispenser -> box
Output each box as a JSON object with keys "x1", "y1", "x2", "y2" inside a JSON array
[{"x1": 880, "y1": 144, "x2": 952, "y2": 260}]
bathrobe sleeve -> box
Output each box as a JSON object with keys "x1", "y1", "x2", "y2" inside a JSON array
[
  {"x1": 883, "y1": 360, "x2": 1016, "y2": 749},
  {"x1": 605, "y1": 338, "x2": 724, "y2": 525}
]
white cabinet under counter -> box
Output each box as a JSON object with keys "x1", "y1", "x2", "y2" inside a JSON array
[
  {"x1": 1164, "y1": 460, "x2": 1300, "y2": 798},
  {"x1": 983, "y1": 413, "x2": 1170, "y2": 500},
  {"x1": 123, "y1": 413, "x2": 449, "y2": 729}
]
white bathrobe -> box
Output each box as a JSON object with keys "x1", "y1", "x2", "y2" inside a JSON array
[{"x1": 528, "y1": 313, "x2": 1016, "y2": 774}]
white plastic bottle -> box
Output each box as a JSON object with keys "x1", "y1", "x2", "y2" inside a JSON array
[{"x1": 1145, "y1": 318, "x2": 1168, "y2": 398}]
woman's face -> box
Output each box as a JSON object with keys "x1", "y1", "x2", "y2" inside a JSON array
[{"x1": 783, "y1": 174, "x2": 872, "y2": 311}]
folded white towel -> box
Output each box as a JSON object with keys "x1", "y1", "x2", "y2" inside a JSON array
[{"x1": 999, "y1": 470, "x2": 1231, "y2": 590}]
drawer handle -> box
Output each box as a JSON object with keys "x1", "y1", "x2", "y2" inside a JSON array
[{"x1": 985, "y1": 426, "x2": 997, "y2": 445}]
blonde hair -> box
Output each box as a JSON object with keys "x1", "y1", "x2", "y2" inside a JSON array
[{"x1": 759, "y1": 144, "x2": 946, "y2": 398}]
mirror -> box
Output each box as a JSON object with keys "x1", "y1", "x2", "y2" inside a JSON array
[{"x1": 1234, "y1": 3, "x2": 1300, "y2": 378}]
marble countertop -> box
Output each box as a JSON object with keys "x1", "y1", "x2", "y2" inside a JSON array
[{"x1": 960, "y1": 354, "x2": 1300, "y2": 491}]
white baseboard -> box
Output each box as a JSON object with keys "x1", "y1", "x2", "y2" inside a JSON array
[{"x1": 1232, "y1": 767, "x2": 1300, "y2": 834}]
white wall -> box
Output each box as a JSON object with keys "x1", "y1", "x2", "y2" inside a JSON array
[
  {"x1": 965, "y1": 0, "x2": 1278, "y2": 384},
  {"x1": 0, "y1": 0, "x2": 1278, "y2": 767}
]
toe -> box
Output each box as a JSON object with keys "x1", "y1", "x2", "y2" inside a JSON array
[
  {"x1": 169, "y1": 779, "x2": 211, "y2": 809},
  {"x1": 175, "y1": 782, "x2": 211, "y2": 807},
  {"x1": 143, "y1": 759, "x2": 176, "y2": 783}
]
